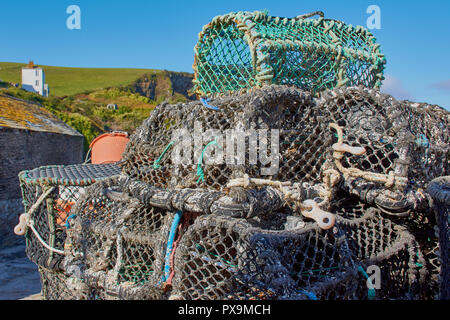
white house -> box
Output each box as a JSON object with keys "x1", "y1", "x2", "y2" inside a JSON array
[{"x1": 21, "y1": 61, "x2": 49, "y2": 97}]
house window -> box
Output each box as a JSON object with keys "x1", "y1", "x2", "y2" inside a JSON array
[
  {"x1": 36, "y1": 80, "x2": 39, "y2": 86},
  {"x1": 35, "y1": 70, "x2": 39, "y2": 76}
]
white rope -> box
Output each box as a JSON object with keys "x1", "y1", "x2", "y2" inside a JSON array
[
  {"x1": 14, "y1": 186, "x2": 65, "y2": 255},
  {"x1": 226, "y1": 174, "x2": 336, "y2": 230},
  {"x1": 226, "y1": 174, "x2": 291, "y2": 190},
  {"x1": 14, "y1": 187, "x2": 56, "y2": 236},
  {"x1": 28, "y1": 221, "x2": 65, "y2": 255}
]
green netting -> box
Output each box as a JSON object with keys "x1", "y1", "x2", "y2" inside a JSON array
[{"x1": 192, "y1": 10, "x2": 386, "y2": 97}]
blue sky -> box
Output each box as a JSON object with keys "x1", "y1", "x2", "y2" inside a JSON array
[{"x1": 0, "y1": 0, "x2": 449, "y2": 109}]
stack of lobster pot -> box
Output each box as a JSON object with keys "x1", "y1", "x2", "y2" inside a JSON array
[
  {"x1": 61, "y1": 83, "x2": 448, "y2": 300},
  {"x1": 16, "y1": 10, "x2": 449, "y2": 300}
]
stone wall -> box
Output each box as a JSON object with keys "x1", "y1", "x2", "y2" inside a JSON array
[
  {"x1": 0, "y1": 127, "x2": 84, "y2": 200},
  {"x1": 0, "y1": 198, "x2": 24, "y2": 246},
  {"x1": 0, "y1": 127, "x2": 83, "y2": 247}
]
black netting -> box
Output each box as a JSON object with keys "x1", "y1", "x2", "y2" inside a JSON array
[
  {"x1": 16, "y1": 85, "x2": 448, "y2": 300},
  {"x1": 62, "y1": 176, "x2": 172, "y2": 300},
  {"x1": 427, "y1": 176, "x2": 450, "y2": 300},
  {"x1": 18, "y1": 164, "x2": 121, "y2": 271},
  {"x1": 120, "y1": 85, "x2": 448, "y2": 212},
  {"x1": 169, "y1": 195, "x2": 427, "y2": 300}
]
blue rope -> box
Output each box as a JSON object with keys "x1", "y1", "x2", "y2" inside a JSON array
[
  {"x1": 358, "y1": 266, "x2": 376, "y2": 300},
  {"x1": 200, "y1": 97, "x2": 219, "y2": 111},
  {"x1": 196, "y1": 138, "x2": 219, "y2": 184},
  {"x1": 415, "y1": 251, "x2": 424, "y2": 268},
  {"x1": 298, "y1": 289, "x2": 318, "y2": 300},
  {"x1": 415, "y1": 134, "x2": 429, "y2": 148},
  {"x1": 64, "y1": 214, "x2": 77, "y2": 229},
  {"x1": 161, "y1": 211, "x2": 183, "y2": 283}
]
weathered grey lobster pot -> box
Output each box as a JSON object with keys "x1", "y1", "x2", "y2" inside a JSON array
[
  {"x1": 16, "y1": 163, "x2": 121, "y2": 299},
  {"x1": 55, "y1": 84, "x2": 449, "y2": 300},
  {"x1": 427, "y1": 176, "x2": 450, "y2": 300},
  {"x1": 120, "y1": 85, "x2": 449, "y2": 214},
  {"x1": 170, "y1": 202, "x2": 427, "y2": 300},
  {"x1": 61, "y1": 176, "x2": 428, "y2": 300},
  {"x1": 62, "y1": 176, "x2": 172, "y2": 300},
  {"x1": 62, "y1": 175, "x2": 289, "y2": 300}
]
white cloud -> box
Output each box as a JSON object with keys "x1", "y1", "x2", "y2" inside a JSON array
[
  {"x1": 430, "y1": 79, "x2": 450, "y2": 91},
  {"x1": 381, "y1": 75, "x2": 414, "y2": 101}
]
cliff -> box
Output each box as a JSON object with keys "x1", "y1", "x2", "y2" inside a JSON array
[{"x1": 126, "y1": 70, "x2": 195, "y2": 103}]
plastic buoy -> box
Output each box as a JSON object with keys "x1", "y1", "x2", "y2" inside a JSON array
[{"x1": 89, "y1": 132, "x2": 130, "y2": 164}]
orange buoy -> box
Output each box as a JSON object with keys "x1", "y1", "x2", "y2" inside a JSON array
[
  {"x1": 89, "y1": 132, "x2": 130, "y2": 164},
  {"x1": 55, "y1": 199, "x2": 74, "y2": 225}
]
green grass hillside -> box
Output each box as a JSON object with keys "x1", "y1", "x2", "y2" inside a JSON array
[
  {"x1": 0, "y1": 62, "x2": 187, "y2": 97},
  {"x1": 0, "y1": 62, "x2": 195, "y2": 153}
]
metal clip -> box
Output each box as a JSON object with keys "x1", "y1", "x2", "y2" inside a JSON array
[
  {"x1": 301, "y1": 200, "x2": 336, "y2": 230},
  {"x1": 14, "y1": 213, "x2": 29, "y2": 236}
]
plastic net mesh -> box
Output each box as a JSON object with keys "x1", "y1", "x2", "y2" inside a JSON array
[
  {"x1": 120, "y1": 85, "x2": 448, "y2": 211},
  {"x1": 427, "y1": 176, "x2": 450, "y2": 300},
  {"x1": 169, "y1": 194, "x2": 428, "y2": 300},
  {"x1": 15, "y1": 164, "x2": 120, "y2": 301},
  {"x1": 18, "y1": 164, "x2": 121, "y2": 271},
  {"x1": 120, "y1": 85, "x2": 324, "y2": 191},
  {"x1": 39, "y1": 267, "x2": 78, "y2": 300},
  {"x1": 17, "y1": 83, "x2": 449, "y2": 300},
  {"x1": 60, "y1": 176, "x2": 429, "y2": 300},
  {"x1": 62, "y1": 176, "x2": 172, "y2": 300},
  {"x1": 37, "y1": 84, "x2": 446, "y2": 300},
  {"x1": 192, "y1": 11, "x2": 386, "y2": 97}
]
